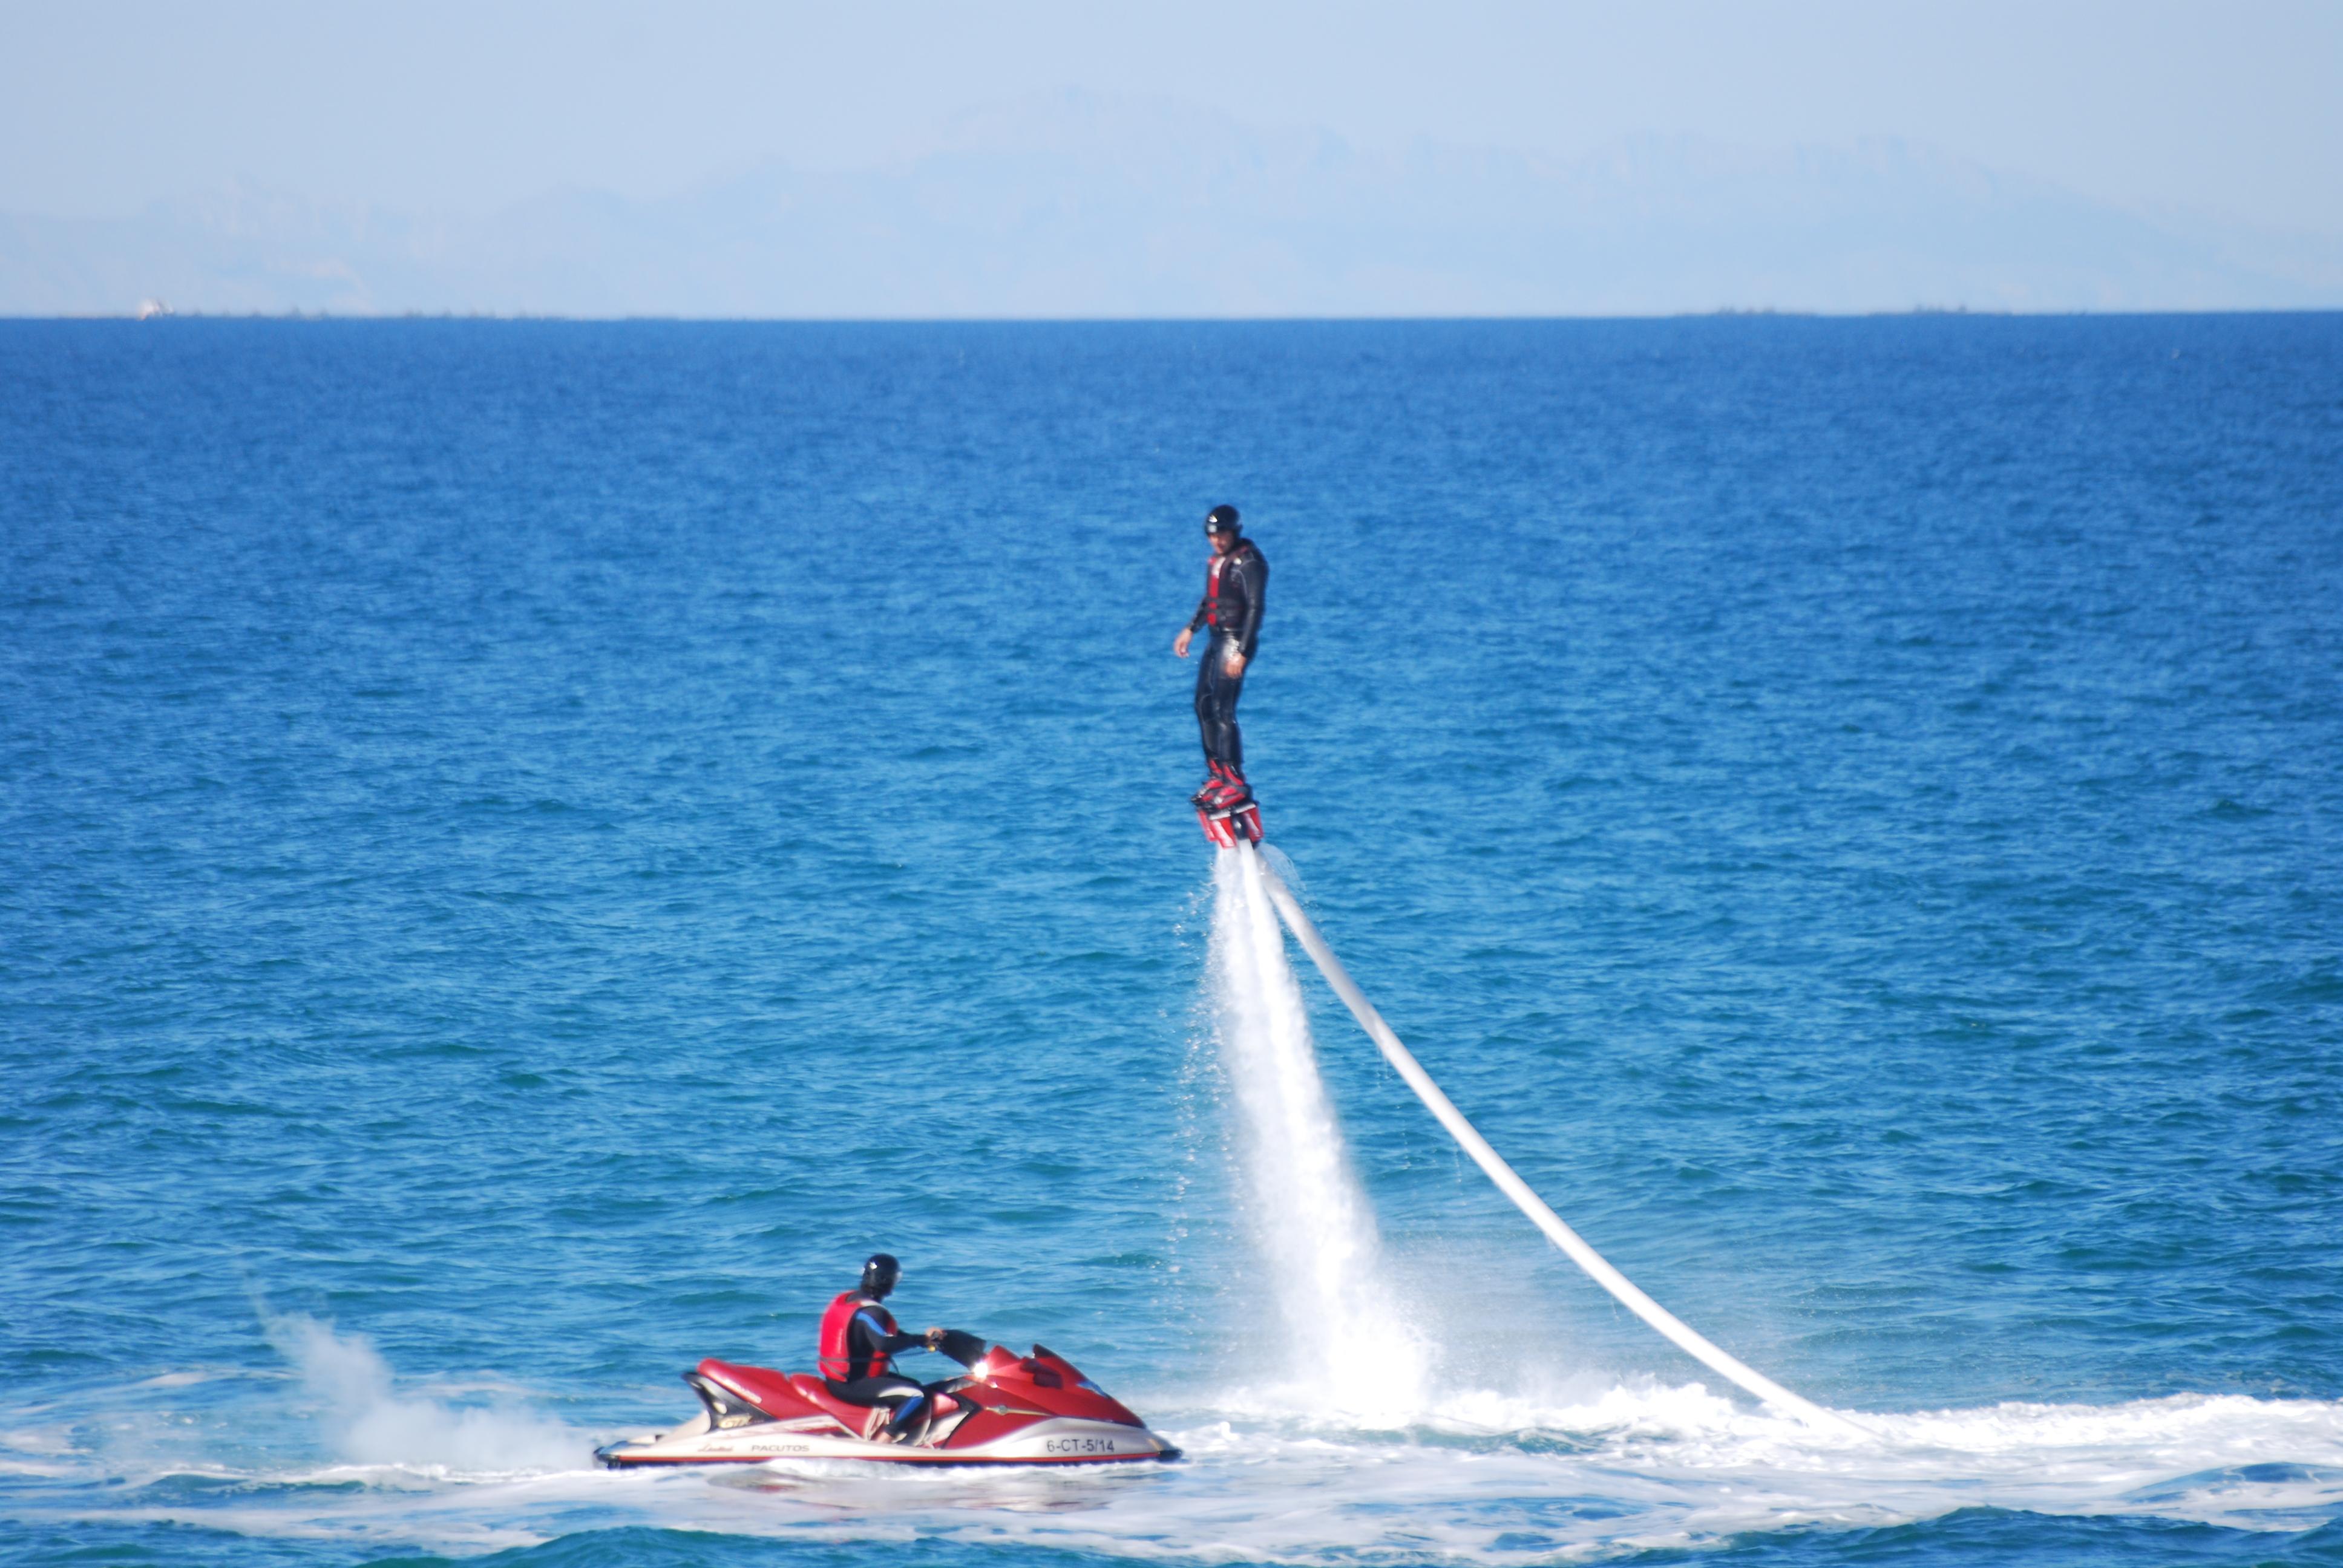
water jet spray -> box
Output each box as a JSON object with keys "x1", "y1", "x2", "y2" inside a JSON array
[{"x1": 1234, "y1": 842, "x2": 1869, "y2": 1440}]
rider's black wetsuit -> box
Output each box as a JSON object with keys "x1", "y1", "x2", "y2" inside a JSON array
[{"x1": 1188, "y1": 538, "x2": 1267, "y2": 773}]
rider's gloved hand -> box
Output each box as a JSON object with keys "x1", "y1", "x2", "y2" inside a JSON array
[{"x1": 925, "y1": 1327, "x2": 945, "y2": 1349}]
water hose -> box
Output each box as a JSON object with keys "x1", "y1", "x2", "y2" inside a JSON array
[{"x1": 1248, "y1": 848, "x2": 1868, "y2": 1439}]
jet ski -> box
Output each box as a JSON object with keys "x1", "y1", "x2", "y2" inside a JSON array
[{"x1": 594, "y1": 1330, "x2": 1178, "y2": 1467}]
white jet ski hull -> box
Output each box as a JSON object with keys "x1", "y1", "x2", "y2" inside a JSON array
[{"x1": 598, "y1": 1408, "x2": 1177, "y2": 1466}]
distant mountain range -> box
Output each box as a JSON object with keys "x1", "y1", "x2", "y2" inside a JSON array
[{"x1": 6, "y1": 91, "x2": 2338, "y2": 318}]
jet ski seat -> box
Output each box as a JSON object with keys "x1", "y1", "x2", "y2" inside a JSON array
[{"x1": 787, "y1": 1373, "x2": 882, "y2": 1431}]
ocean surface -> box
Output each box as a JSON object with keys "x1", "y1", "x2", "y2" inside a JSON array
[{"x1": 3, "y1": 315, "x2": 2341, "y2": 1566}]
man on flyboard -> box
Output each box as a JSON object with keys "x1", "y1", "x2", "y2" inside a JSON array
[{"x1": 1173, "y1": 504, "x2": 1267, "y2": 844}]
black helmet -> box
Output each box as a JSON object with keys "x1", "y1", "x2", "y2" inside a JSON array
[
  {"x1": 859, "y1": 1253, "x2": 900, "y2": 1299},
  {"x1": 1204, "y1": 504, "x2": 1241, "y2": 537}
]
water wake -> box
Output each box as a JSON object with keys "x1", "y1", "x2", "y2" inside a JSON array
[
  {"x1": 11, "y1": 1374, "x2": 2339, "y2": 1562},
  {"x1": 265, "y1": 1313, "x2": 580, "y2": 1477}
]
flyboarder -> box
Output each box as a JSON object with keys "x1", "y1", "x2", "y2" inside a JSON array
[{"x1": 1174, "y1": 505, "x2": 1267, "y2": 845}]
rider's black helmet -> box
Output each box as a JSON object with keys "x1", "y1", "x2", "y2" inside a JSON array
[
  {"x1": 860, "y1": 1253, "x2": 900, "y2": 1299},
  {"x1": 1204, "y1": 504, "x2": 1241, "y2": 537}
]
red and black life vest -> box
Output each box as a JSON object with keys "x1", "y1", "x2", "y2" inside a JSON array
[
  {"x1": 1191, "y1": 538, "x2": 1266, "y2": 656},
  {"x1": 817, "y1": 1289, "x2": 899, "y2": 1381}
]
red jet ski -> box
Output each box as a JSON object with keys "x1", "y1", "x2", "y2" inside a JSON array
[{"x1": 594, "y1": 1332, "x2": 1178, "y2": 1467}]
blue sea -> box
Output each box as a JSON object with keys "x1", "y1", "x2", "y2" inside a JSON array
[{"x1": 4, "y1": 315, "x2": 2341, "y2": 1566}]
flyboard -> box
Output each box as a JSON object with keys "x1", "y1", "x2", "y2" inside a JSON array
[
  {"x1": 1199, "y1": 806, "x2": 1866, "y2": 1439},
  {"x1": 1196, "y1": 786, "x2": 1263, "y2": 848}
]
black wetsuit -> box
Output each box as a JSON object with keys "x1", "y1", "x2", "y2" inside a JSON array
[
  {"x1": 827, "y1": 1304, "x2": 931, "y2": 1434},
  {"x1": 1188, "y1": 538, "x2": 1267, "y2": 771}
]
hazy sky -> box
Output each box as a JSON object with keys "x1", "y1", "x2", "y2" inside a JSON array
[{"x1": 7, "y1": 0, "x2": 2339, "y2": 234}]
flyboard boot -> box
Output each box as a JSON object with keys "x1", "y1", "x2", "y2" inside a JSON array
[
  {"x1": 1194, "y1": 762, "x2": 1263, "y2": 848},
  {"x1": 1189, "y1": 761, "x2": 1233, "y2": 809}
]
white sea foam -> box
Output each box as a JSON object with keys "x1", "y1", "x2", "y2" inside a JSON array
[
  {"x1": 264, "y1": 1313, "x2": 582, "y2": 1478},
  {"x1": 38, "y1": 1387, "x2": 2343, "y2": 1561},
  {"x1": 8, "y1": 1355, "x2": 2342, "y2": 1561}
]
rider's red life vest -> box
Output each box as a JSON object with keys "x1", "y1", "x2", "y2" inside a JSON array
[{"x1": 817, "y1": 1290, "x2": 898, "y2": 1380}]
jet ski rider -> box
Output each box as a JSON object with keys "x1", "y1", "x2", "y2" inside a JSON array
[
  {"x1": 1173, "y1": 504, "x2": 1267, "y2": 811},
  {"x1": 818, "y1": 1253, "x2": 946, "y2": 1443}
]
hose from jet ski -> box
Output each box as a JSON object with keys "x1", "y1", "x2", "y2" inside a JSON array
[{"x1": 1248, "y1": 848, "x2": 1869, "y2": 1440}]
